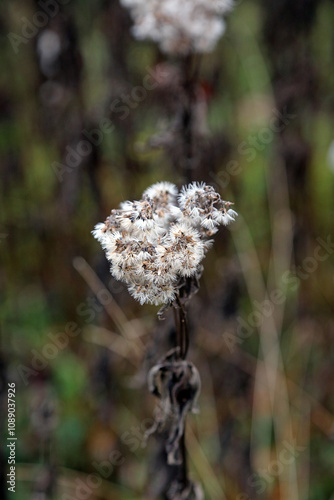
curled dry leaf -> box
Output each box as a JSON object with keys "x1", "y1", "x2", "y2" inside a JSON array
[
  {"x1": 145, "y1": 348, "x2": 201, "y2": 465},
  {"x1": 167, "y1": 478, "x2": 204, "y2": 500}
]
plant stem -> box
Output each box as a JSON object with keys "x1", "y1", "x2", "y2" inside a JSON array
[
  {"x1": 178, "y1": 425, "x2": 188, "y2": 487},
  {"x1": 171, "y1": 298, "x2": 190, "y2": 494},
  {"x1": 174, "y1": 299, "x2": 189, "y2": 360},
  {"x1": 181, "y1": 54, "x2": 202, "y2": 184}
]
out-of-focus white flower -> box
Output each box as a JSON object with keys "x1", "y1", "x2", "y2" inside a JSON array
[
  {"x1": 120, "y1": 0, "x2": 234, "y2": 55},
  {"x1": 93, "y1": 181, "x2": 237, "y2": 306}
]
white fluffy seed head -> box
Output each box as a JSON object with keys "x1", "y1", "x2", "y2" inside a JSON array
[
  {"x1": 93, "y1": 181, "x2": 237, "y2": 306},
  {"x1": 120, "y1": 0, "x2": 234, "y2": 55},
  {"x1": 143, "y1": 181, "x2": 178, "y2": 202}
]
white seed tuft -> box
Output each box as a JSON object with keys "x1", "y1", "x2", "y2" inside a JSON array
[
  {"x1": 120, "y1": 0, "x2": 234, "y2": 55},
  {"x1": 93, "y1": 182, "x2": 237, "y2": 306}
]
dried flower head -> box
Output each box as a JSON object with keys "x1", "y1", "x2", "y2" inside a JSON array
[
  {"x1": 120, "y1": 0, "x2": 234, "y2": 55},
  {"x1": 93, "y1": 181, "x2": 237, "y2": 307}
]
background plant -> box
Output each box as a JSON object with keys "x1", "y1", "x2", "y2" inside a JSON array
[{"x1": 1, "y1": 0, "x2": 334, "y2": 499}]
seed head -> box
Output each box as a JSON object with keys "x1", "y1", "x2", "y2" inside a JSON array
[
  {"x1": 120, "y1": 0, "x2": 234, "y2": 55},
  {"x1": 93, "y1": 181, "x2": 237, "y2": 307}
]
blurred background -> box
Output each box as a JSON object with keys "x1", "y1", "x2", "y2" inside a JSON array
[{"x1": 1, "y1": 0, "x2": 334, "y2": 499}]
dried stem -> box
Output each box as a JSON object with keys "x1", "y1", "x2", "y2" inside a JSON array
[
  {"x1": 178, "y1": 427, "x2": 188, "y2": 487},
  {"x1": 181, "y1": 54, "x2": 201, "y2": 183},
  {"x1": 168, "y1": 296, "x2": 191, "y2": 494},
  {"x1": 160, "y1": 53, "x2": 202, "y2": 498},
  {"x1": 174, "y1": 297, "x2": 189, "y2": 360}
]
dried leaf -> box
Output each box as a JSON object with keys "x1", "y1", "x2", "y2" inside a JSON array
[{"x1": 145, "y1": 348, "x2": 201, "y2": 465}]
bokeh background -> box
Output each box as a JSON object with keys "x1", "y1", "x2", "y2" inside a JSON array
[{"x1": 1, "y1": 0, "x2": 334, "y2": 499}]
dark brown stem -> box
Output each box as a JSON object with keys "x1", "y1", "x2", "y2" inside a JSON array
[
  {"x1": 174, "y1": 298, "x2": 189, "y2": 360},
  {"x1": 173, "y1": 306, "x2": 181, "y2": 354},
  {"x1": 171, "y1": 299, "x2": 190, "y2": 493},
  {"x1": 162, "y1": 53, "x2": 201, "y2": 498},
  {"x1": 178, "y1": 425, "x2": 188, "y2": 487},
  {"x1": 179, "y1": 305, "x2": 189, "y2": 360},
  {"x1": 181, "y1": 54, "x2": 201, "y2": 184}
]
